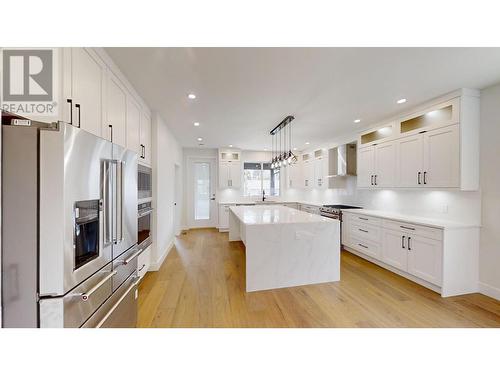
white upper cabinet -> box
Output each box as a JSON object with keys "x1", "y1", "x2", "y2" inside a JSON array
[
  {"x1": 218, "y1": 149, "x2": 241, "y2": 189},
  {"x1": 303, "y1": 160, "x2": 314, "y2": 189},
  {"x1": 140, "y1": 111, "x2": 152, "y2": 165},
  {"x1": 423, "y1": 124, "x2": 459, "y2": 188},
  {"x1": 219, "y1": 161, "x2": 241, "y2": 189},
  {"x1": 287, "y1": 161, "x2": 303, "y2": 189},
  {"x1": 63, "y1": 48, "x2": 106, "y2": 137},
  {"x1": 105, "y1": 71, "x2": 127, "y2": 148},
  {"x1": 62, "y1": 48, "x2": 153, "y2": 161},
  {"x1": 357, "y1": 89, "x2": 479, "y2": 191},
  {"x1": 357, "y1": 147, "x2": 375, "y2": 188},
  {"x1": 374, "y1": 141, "x2": 397, "y2": 187},
  {"x1": 126, "y1": 95, "x2": 141, "y2": 155},
  {"x1": 397, "y1": 134, "x2": 423, "y2": 187}
]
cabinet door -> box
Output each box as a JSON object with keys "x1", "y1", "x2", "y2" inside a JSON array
[
  {"x1": 137, "y1": 246, "x2": 151, "y2": 279},
  {"x1": 357, "y1": 147, "x2": 375, "y2": 188},
  {"x1": 381, "y1": 229, "x2": 407, "y2": 272},
  {"x1": 314, "y1": 158, "x2": 327, "y2": 188},
  {"x1": 397, "y1": 134, "x2": 423, "y2": 187},
  {"x1": 219, "y1": 205, "x2": 230, "y2": 228},
  {"x1": 227, "y1": 161, "x2": 241, "y2": 188},
  {"x1": 219, "y1": 162, "x2": 229, "y2": 188},
  {"x1": 126, "y1": 96, "x2": 141, "y2": 155},
  {"x1": 105, "y1": 72, "x2": 127, "y2": 148},
  {"x1": 407, "y1": 235, "x2": 442, "y2": 286},
  {"x1": 374, "y1": 141, "x2": 397, "y2": 187},
  {"x1": 423, "y1": 124, "x2": 459, "y2": 188},
  {"x1": 67, "y1": 48, "x2": 105, "y2": 137},
  {"x1": 303, "y1": 161, "x2": 313, "y2": 188},
  {"x1": 140, "y1": 112, "x2": 152, "y2": 165}
]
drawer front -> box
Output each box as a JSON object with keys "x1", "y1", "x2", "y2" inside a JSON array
[
  {"x1": 113, "y1": 245, "x2": 140, "y2": 291},
  {"x1": 81, "y1": 273, "x2": 139, "y2": 328},
  {"x1": 350, "y1": 235, "x2": 381, "y2": 260},
  {"x1": 62, "y1": 263, "x2": 113, "y2": 328},
  {"x1": 383, "y1": 219, "x2": 443, "y2": 240},
  {"x1": 137, "y1": 245, "x2": 151, "y2": 279},
  {"x1": 352, "y1": 214, "x2": 382, "y2": 227},
  {"x1": 350, "y1": 222, "x2": 382, "y2": 243}
]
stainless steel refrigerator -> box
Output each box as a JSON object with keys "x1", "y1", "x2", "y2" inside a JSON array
[{"x1": 1, "y1": 111, "x2": 140, "y2": 328}]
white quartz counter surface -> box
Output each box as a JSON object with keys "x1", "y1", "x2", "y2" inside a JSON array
[
  {"x1": 342, "y1": 208, "x2": 480, "y2": 229},
  {"x1": 229, "y1": 204, "x2": 335, "y2": 225},
  {"x1": 219, "y1": 200, "x2": 329, "y2": 207}
]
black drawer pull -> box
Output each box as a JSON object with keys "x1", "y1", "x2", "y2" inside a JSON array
[
  {"x1": 400, "y1": 225, "x2": 415, "y2": 231},
  {"x1": 358, "y1": 217, "x2": 368, "y2": 221},
  {"x1": 358, "y1": 229, "x2": 368, "y2": 233},
  {"x1": 358, "y1": 243, "x2": 368, "y2": 249}
]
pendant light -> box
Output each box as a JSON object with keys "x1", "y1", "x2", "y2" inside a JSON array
[{"x1": 269, "y1": 115, "x2": 296, "y2": 169}]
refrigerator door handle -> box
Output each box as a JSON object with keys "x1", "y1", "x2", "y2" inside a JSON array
[
  {"x1": 103, "y1": 160, "x2": 113, "y2": 246},
  {"x1": 116, "y1": 160, "x2": 124, "y2": 243}
]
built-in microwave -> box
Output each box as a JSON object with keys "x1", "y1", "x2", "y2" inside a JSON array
[{"x1": 138, "y1": 164, "x2": 152, "y2": 201}]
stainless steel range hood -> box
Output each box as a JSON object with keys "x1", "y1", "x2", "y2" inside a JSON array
[{"x1": 327, "y1": 142, "x2": 357, "y2": 177}]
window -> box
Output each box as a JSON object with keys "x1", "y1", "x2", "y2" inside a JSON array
[{"x1": 243, "y1": 162, "x2": 279, "y2": 197}]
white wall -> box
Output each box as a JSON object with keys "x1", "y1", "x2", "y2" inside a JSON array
[
  {"x1": 151, "y1": 112, "x2": 183, "y2": 270},
  {"x1": 478, "y1": 82, "x2": 500, "y2": 299}
]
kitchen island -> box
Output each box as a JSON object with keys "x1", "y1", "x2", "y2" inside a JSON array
[{"x1": 229, "y1": 205, "x2": 340, "y2": 292}]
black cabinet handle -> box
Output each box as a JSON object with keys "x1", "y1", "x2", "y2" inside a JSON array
[
  {"x1": 408, "y1": 237, "x2": 412, "y2": 250},
  {"x1": 358, "y1": 217, "x2": 368, "y2": 221},
  {"x1": 67, "y1": 99, "x2": 73, "y2": 125},
  {"x1": 109, "y1": 125, "x2": 113, "y2": 142},
  {"x1": 371, "y1": 175, "x2": 374, "y2": 185},
  {"x1": 423, "y1": 172, "x2": 427, "y2": 185},
  {"x1": 75, "y1": 103, "x2": 81, "y2": 128},
  {"x1": 374, "y1": 175, "x2": 377, "y2": 185},
  {"x1": 402, "y1": 235, "x2": 406, "y2": 249},
  {"x1": 400, "y1": 225, "x2": 415, "y2": 231},
  {"x1": 418, "y1": 172, "x2": 421, "y2": 185},
  {"x1": 358, "y1": 228, "x2": 368, "y2": 233},
  {"x1": 358, "y1": 243, "x2": 368, "y2": 249}
]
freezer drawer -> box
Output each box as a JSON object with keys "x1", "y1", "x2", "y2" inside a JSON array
[
  {"x1": 113, "y1": 245, "x2": 140, "y2": 291},
  {"x1": 82, "y1": 273, "x2": 139, "y2": 328}
]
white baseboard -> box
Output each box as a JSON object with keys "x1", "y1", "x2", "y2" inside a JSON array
[
  {"x1": 149, "y1": 240, "x2": 174, "y2": 271},
  {"x1": 479, "y1": 282, "x2": 500, "y2": 301}
]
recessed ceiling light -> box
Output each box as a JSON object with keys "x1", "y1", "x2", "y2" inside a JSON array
[
  {"x1": 305, "y1": 142, "x2": 310, "y2": 145},
  {"x1": 397, "y1": 98, "x2": 407, "y2": 104},
  {"x1": 264, "y1": 148, "x2": 268, "y2": 151},
  {"x1": 197, "y1": 137, "x2": 203, "y2": 142},
  {"x1": 229, "y1": 144, "x2": 233, "y2": 148},
  {"x1": 354, "y1": 119, "x2": 361, "y2": 123},
  {"x1": 293, "y1": 147, "x2": 298, "y2": 151},
  {"x1": 188, "y1": 93, "x2": 196, "y2": 99},
  {"x1": 194, "y1": 122, "x2": 200, "y2": 127}
]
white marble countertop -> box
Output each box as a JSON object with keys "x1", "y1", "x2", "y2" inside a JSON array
[
  {"x1": 219, "y1": 200, "x2": 330, "y2": 207},
  {"x1": 342, "y1": 208, "x2": 480, "y2": 229},
  {"x1": 229, "y1": 204, "x2": 336, "y2": 225}
]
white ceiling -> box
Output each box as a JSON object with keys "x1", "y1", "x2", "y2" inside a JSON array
[{"x1": 106, "y1": 48, "x2": 500, "y2": 151}]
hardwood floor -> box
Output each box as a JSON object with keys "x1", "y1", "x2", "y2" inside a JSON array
[{"x1": 137, "y1": 228, "x2": 500, "y2": 328}]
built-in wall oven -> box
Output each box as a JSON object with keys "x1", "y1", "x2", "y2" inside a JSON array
[
  {"x1": 137, "y1": 164, "x2": 152, "y2": 252},
  {"x1": 138, "y1": 201, "x2": 153, "y2": 251}
]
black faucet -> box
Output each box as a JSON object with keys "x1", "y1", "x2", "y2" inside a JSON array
[{"x1": 262, "y1": 190, "x2": 266, "y2": 202}]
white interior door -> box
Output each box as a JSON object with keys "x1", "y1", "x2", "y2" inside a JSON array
[{"x1": 189, "y1": 158, "x2": 217, "y2": 228}]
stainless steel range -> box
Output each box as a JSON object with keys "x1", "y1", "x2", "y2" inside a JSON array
[
  {"x1": 319, "y1": 204, "x2": 362, "y2": 220},
  {"x1": 1, "y1": 111, "x2": 140, "y2": 328},
  {"x1": 319, "y1": 205, "x2": 362, "y2": 247}
]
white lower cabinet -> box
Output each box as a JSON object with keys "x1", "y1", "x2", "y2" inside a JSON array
[
  {"x1": 137, "y1": 245, "x2": 151, "y2": 279},
  {"x1": 218, "y1": 204, "x2": 231, "y2": 230},
  {"x1": 381, "y1": 228, "x2": 408, "y2": 271},
  {"x1": 341, "y1": 211, "x2": 477, "y2": 296},
  {"x1": 407, "y1": 234, "x2": 443, "y2": 286}
]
